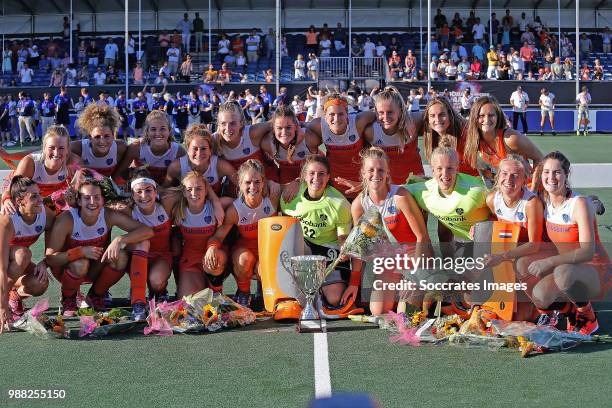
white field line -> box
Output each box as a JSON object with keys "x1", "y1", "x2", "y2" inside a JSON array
[{"x1": 313, "y1": 332, "x2": 332, "y2": 399}]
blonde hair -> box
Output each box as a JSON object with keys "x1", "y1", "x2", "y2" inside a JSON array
[
  {"x1": 40, "y1": 125, "x2": 71, "y2": 163},
  {"x1": 218, "y1": 101, "x2": 246, "y2": 128},
  {"x1": 493, "y1": 154, "x2": 531, "y2": 192},
  {"x1": 422, "y1": 96, "x2": 466, "y2": 163},
  {"x1": 464, "y1": 96, "x2": 507, "y2": 168},
  {"x1": 142, "y1": 110, "x2": 174, "y2": 144},
  {"x1": 359, "y1": 147, "x2": 391, "y2": 194},
  {"x1": 237, "y1": 159, "x2": 267, "y2": 199},
  {"x1": 172, "y1": 170, "x2": 208, "y2": 224},
  {"x1": 374, "y1": 86, "x2": 414, "y2": 152},
  {"x1": 430, "y1": 146, "x2": 459, "y2": 166},
  {"x1": 75, "y1": 103, "x2": 120, "y2": 137},
  {"x1": 184, "y1": 123, "x2": 216, "y2": 155}
]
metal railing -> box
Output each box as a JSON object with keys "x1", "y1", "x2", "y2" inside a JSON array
[{"x1": 317, "y1": 57, "x2": 385, "y2": 80}]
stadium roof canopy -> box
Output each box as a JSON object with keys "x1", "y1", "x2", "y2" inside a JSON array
[{"x1": 2, "y1": 0, "x2": 610, "y2": 15}]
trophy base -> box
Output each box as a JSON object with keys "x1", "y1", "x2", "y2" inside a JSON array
[{"x1": 296, "y1": 319, "x2": 327, "y2": 333}]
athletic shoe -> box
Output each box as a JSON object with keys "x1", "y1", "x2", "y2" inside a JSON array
[
  {"x1": 86, "y1": 291, "x2": 106, "y2": 312},
  {"x1": 250, "y1": 295, "x2": 265, "y2": 312},
  {"x1": 233, "y1": 290, "x2": 251, "y2": 308},
  {"x1": 574, "y1": 303, "x2": 599, "y2": 335},
  {"x1": 5, "y1": 140, "x2": 15, "y2": 147},
  {"x1": 131, "y1": 302, "x2": 147, "y2": 322},
  {"x1": 103, "y1": 291, "x2": 113, "y2": 308},
  {"x1": 577, "y1": 316, "x2": 599, "y2": 336},
  {"x1": 552, "y1": 131, "x2": 556, "y2": 136},
  {"x1": 540, "y1": 131, "x2": 544, "y2": 136},
  {"x1": 576, "y1": 131, "x2": 581, "y2": 136},
  {"x1": 61, "y1": 294, "x2": 78, "y2": 317},
  {"x1": 153, "y1": 290, "x2": 169, "y2": 303},
  {"x1": 8, "y1": 288, "x2": 24, "y2": 321}
]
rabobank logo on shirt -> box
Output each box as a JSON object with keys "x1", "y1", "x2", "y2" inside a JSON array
[
  {"x1": 97, "y1": 227, "x2": 105, "y2": 235},
  {"x1": 35, "y1": 225, "x2": 43, "y2": 233},
  {"x1": 562, "y1": 213, "x2": 570, "y2": 223},
  {"x1": 517, "y1": 212, "x2": 525, "y2": 221},
  {"x1": 204, "y1": 216, "x2": 212, "y2": 224},
  {"x1": 158, "y1": 214, "x2": 165, "y2": 222},
  {"x1": 243, "y1": 148, "x2": 251, "y2": 155}
]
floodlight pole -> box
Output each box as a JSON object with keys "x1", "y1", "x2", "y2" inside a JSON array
[
  {"x1": 558, "y1": 0, "x2": 561, "y2": 58},
  {"x1": 70, "y1": 0, "x2": 73, "y2": 63},
  {"x1": 349, "y1": 0, "x2": 352, "y2": 79},
  {"x1": 139, "y1": 0, "x2": 142, "y2": 58},
  {"x1": 489, "y1": 0, "x2": 492, "y2": 47},
  {"x1": 275, "y1": 0, "x2": 280, "y2": 95},
  {"x1": 208, "y1": 0, "x2": 212, "y2": 66},
  {"x1": 427, "y1": 0, "x2": 431, "y2": 91},
  {"x1": 125, "y1": 0, "x2": 129, "y2": 96},
  {"x1": 576, "y1": 0, "x2": 580, "y2": 97},
  {"x1": 419, "y1": 0, "x2": 423, "y2": 69},
  {"x1": 2, "y1": 0, "x2": 4, "y2": 70}
]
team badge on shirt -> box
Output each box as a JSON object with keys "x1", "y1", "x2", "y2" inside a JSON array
[
  {"x1": 158, "y1": 214, "x2": 165, "y2": 222},
  {"x1": 35, "y1": 225, "x2": 43, "y2": 233},
  {"x1": 456, "y1": 208, "x2": 464, "y2": 215},
  {"x1": 517, "y1": 212, "x2": 524, "y2": 221},
  {"x1": 349, "y1": 134, "x2": 356, "y2": 142},
  {"x1": 243, "y1": 148, "x2": 251, "y2": 155},
  {"x1": 264, "y1": 206, "x2": 271, "y2": 215},
  {"x1": 106, "y1": 158, "x2": 114, "y2": 165},
  {"x1": 204, "y1": 216, "x2": 212, "y2": 224},
  {"x1": 562, "y1": 213, "x2": 570, "y2": 223}
]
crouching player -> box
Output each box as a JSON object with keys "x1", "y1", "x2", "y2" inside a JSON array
[
  {"x1": 45, "y1": 174, "x2": 153, "y2": 317},
  {"x1": 516, "y1": 151, "x2": 611, "y2": 334},
  {"x1": 0, "y1": 177, "x2": 55, "y2": 331}
]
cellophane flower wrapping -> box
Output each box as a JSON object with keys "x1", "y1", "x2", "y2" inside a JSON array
[
  {"x1": 144, "y1": 289, "x2": 256, "y2": 336},
  {"x1": 12, "y1": 298, "x2": 66, "y2": 339},
  {"x1": 490, "y1": 319, "x2": 592, "y2": 351},
  {"x1": 77, "y1": 308, "x2": 135, "y2": 337}
]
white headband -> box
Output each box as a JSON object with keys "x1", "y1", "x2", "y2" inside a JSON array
[{"x1": 131, "y1": 177, "x2": 157, "y2": 189}]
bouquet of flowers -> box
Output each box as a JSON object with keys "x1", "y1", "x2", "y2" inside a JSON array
[
  {"x1": 77, "y1": 307, "x2": 136, "y2": 338},
  {"x1": 12, "y1": 299, "x2": 66, "y2": 339}
]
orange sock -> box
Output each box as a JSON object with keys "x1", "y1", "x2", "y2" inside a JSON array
[
  {"x1": 130, "y1": 250, "x2": 148, "y2": 305},
  {"x1": 237, "y1": 279, "x2": 251, "y2": 293},
  {"x1": 92, "y1": 266, "x2": 124, "y2": 296},
  {"x1": 576, "y1": 302, "x2": 596, "y2": 321},
  {"x1": 61, "y1": 270, "x2": 84, "y2": 297}
]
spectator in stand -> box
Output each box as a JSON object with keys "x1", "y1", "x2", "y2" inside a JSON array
[
  {"x1": 602, "y1": 27, "x2": 611, "y2": 53},
  {"x1": 576, "y1": 85, "x2": 591, "y2": 136},
  {"x1": 231, "y1": 34, "x2": 244, "y2": 56},
  {"x1": 177, "y1": 13, "x2": 192, "y2": 53},
  {"x1": 50, "y1": 50, "x2": 61, "y2": 71},
  {"x1": 560, "y1": 34, "x2": 574, "y2": 58},
  {"x1": 240, "y1": 74, "x2": 249, "y2": 83},
  {"x1": 166, "y1": 44, "x2": 181, "y2": 75},
  {"x1": 446, "y1": 60, "x2": 458, "y2": 81},
  {"x1": 204, "y1": 64, "x2": 218, "y2": 83},
  {"x1": 406, "y1": 88, "x2": 423, "y2": 112},
  {"x1": 171, "y1": 29, "x2": 182, "y2": 50},
  {"x1": 28, "y1": 44, "x2": 40, "y2": 68},
  {"x1": 563, "y1": 58, "x2": 574, "y2": 80},
  {"x1": 434, "y1": 9, "x2": 448, "y2": 36},
  {"x1": 497, "y1": 53, "x2": 510, "y2": 80},
  {"x1": 452, "y1": 12, "x2": 463, "y2": 30},
  {"x1": 319, "y1": 34, "x2": 332, "y2": 57},
  {"x1": 501, "y1": 25, "x2": 511, "y2": 52},
  {"x1": 488, "y1": 13, "x2": 500, "y2": 44},
  {"x1": 510, "y1": 50, "x2": 524, "y2": 79},
  {"x1": 224, "y1": 51, "x2": 236, "y2": 67},
  {"x1": 466, "y1": 10, "x2": 477, "y2": 32},
  {"x1": 387, "y1": 36, "x2": 401, "y2": 56},
  {"x1": 86, "y1": 39, "x2": 99, "y2": 66},
  {"x1": 16, "y1": 44, "x2": 27, "y2": 72},
  {"x1": 64, "y1": 63, "x2": 77, "y2": 86},
  {"x1": 217, "y1": 63, "x2": 232, "y2": 84},
  {"x1": 471, "y1": 40, "x2": 485, "y2": 63},
  {"x1": 550, "y1": 57, "x2": 564, "y2": 80},
  {"x1": 470, "y1": 56, "x2": 482, "y2": 80},
  {"x1": 580, "y1": 62, "x2": 591, "y2": 80},
  {"x1": 502, "y1": 9, "x2": 514, "y2": 29},
  {"x1": 77, "y1": 65, "x2": 90, "y2": 86},
  {"x1": 60, "y1": 51, "x2": 72, "y2": 68},
  {"x1": 457, "y1": 56, "x2": 470, "y2": 81},
  {"x1": 307, "y1": 53, "x2": 319, "y2": 81},
  {"x1": 429, "y1": 56, "x2": 439, "y2": 80},
  {"x1": 510, "y1": 85, "x2": 529, "y2": 134},
  {"x1": 133, "y1": 61, "x2": 144, "y2": 85},
  {"x1": 593, "y1": 59, "x2": 604, "y2": 80},
  {"x1": 77, "y1": 40, "x2": 87, "y2": 66},
  {"x1": 236, "y1": 51, "x2": 247, "y2": 72},
  {"x1": 193, "y1": 12, "x2": 204, "y2": 53},
  {"x1": 265, "y1": 28, "x2": 276, "y2": 60},
  {"x1": 218, "y1": 33, "x2": 230, "y2": 62},
  {"x1": 363, "y1": 37, "x2": 376, "y2": 68},
  {"x1": 579, "y1": 33, "x2": 593, "y2": 61},
  {"x1": 158, "y1": 30, "x2": 171, "y2": 61},
  {"x1": 334, "y1": 23, "x2": 347, "y2": 53},
  {"x1": 437, "y1": 54, "x2": 448, "y2": 79},
  {"x1": 388, "y1": 51, "x2": 402, "y2": 80},
  {"x1": 246, "y1": 29, "x2": 261, "y2": 63},
  {"x1": 520, "y1": 27, "x2": 535, "y2": 47},
  {"x1": 2, "y1": 45, "x2": 12, "y2": 73},
  {"x1": 486, "y1": 45, "x2": 499, "y2": 79},
  {"x1": 526, "y1": 70, "x2": 536, "y2": 80},
  {"x1": 49, "y1": 67, "x2": 64, "y2": 87},
  {"x1": 294, "y1": 54, "x2": 306, "y2": 80},
  {"x1": 93, "y1": 66, "x2": 106, "y2": 85},
  {"x1": 375, "y1": 40, "x2": 386, "y2": 58},
  {"x1": 439, "y1": 23, "x2": 450, "y2": 50},
  {"x1": 539, "y1": 87, "x2": 556, "y2": 135},
  {"x1": 519, "y1": 41, "x2": 534, "y2": 73},
  {"x1": 472, "y1": 18, "x2": 485, "y2": 42},
  {"x1": 179, "y1": 54, "x2": 193, "y2": 82},
  {"x1": 281, "y1": 35, "x2": 289, "y2": 57},
  {"x1": 351, "y1": 37, "x2": 363, "y2": 58},
  {"x1": 106, "y1": 65, "x2": 119, "y2": 84},
  {"x1": 425, "y1": 34, "x2": 440, "y2": 57},
  {"x1": 518, "y1": 12, "x2": 530, "y2": 34},
  {"x1": 159, "y1": 61, "x2": 172, "y2": 80},
  {"x1": 19, "y1": 63, "x2": 34, "y2": 85},
  {"x1": 104, "y1": 37, "x2": 119, "y2": 67}
]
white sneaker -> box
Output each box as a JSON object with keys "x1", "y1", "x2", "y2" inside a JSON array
[{"x1": 6, "y1": 141, "x2": 16, "y2": 147}]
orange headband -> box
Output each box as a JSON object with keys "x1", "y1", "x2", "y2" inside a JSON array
[{"x1": 324, "y1": 98, "x2": 348, "y2": 111}]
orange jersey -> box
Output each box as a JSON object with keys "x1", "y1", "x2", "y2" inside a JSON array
[
  {"x1": 9, "y1": 210, "x2": 46, "y2": 247},
  {"x1": 371, "y1": 122, "x2": 424, "y2": 183},
  {"x1": 273, "y1": 136, "x2": 313, "y2": 184},
  {"x1": 456, "y1": 134, "x2": 479, "y2": 177},
  {"x1": 477, "y1": 129, "x2": 532, "y2": 187},
  {"x1": 216, "y1": 126, "x2": 263, "y2": 170},
  {"x1": 493, "y1": 188, "x2": 535, "y2": 242},
  {"x1": 322, "y1": 115, "x2": 364, "y2": 198},
  {"x1": 234, "y1": 196, "x2": 276, "y2": 253},
  {"x1": 80, "y1": 139, "x2": 118, "y2": 177},
  {"x1": 131, "y1": 204, "x2": 172, "y2": 255},
  {"x1": 31, "y1": 153, "x2": 69, "y2": 197},
  {"x1": 361, "y1": 185, "x2": 417, "y2": 244},
  {"x1": 65, "y1": 208, "x2": 110, "y2": 249},
  {"x1": 178, "y1": 201, "x2": 217, "y2": 260},
  {"x1": 134, "y1": 141, "x2": 180, "y2": 185}
]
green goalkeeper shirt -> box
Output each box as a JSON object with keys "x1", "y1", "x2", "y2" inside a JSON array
[
  {"x1": 406, "y1": 173, "x2": 489, "y2": 241},
  {"x1": 281, "y1": 183, "x2": 352, "y2": 246}
]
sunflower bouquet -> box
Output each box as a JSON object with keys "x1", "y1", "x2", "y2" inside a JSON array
[
  {"x1": 12, "y1": 299, "x2": 66, "y2": 339},
  {"x1": 77, "y1": 307, "x2": 135, "y2": 338}
]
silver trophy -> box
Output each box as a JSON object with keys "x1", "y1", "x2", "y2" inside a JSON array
[{"x1": 290, "y1": 255, "x2": 327, "y2": 332}]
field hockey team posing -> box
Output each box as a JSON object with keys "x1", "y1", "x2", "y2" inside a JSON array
[{"x1": 0, "y1": 88, "x2": 608, "y2": 337}]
